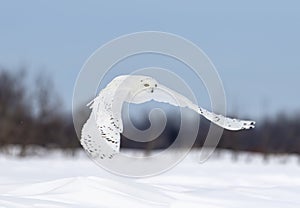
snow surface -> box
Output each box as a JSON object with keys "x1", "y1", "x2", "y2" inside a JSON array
[{"x1": 0, "y1": 150, "x2": 300, "y2": 208}]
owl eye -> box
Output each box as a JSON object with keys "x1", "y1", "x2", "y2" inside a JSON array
[{"x1": 144, "y1": 84, "x2": 150, "y2": 87}]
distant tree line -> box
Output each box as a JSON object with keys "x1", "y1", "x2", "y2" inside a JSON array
[
  {"x1": 0, "y1": 68, "x2": 79, "y2": 156},
  {"x1": 1, "y1": 68, "x2": 300, "y2": 156},
  {"x1": 121, "y1": 108, "x2": 300, "y2": 156}
]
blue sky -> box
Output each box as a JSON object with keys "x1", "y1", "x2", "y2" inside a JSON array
[{"x1": 0, "y1": 1, "x2": 299, "y2": 120}]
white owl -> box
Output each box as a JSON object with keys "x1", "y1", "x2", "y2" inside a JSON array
[{"x1": 81, "y1": 75, "x2": 255, "y2": 159}]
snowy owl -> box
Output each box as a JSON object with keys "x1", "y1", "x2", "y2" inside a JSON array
[{"x1": 81, "y1": 75, "x2": 255, "y2": 159}]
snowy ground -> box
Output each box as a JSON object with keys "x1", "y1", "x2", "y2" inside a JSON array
[{"x1": 0, "y1": 150, "x2": 299, "y2": 208}]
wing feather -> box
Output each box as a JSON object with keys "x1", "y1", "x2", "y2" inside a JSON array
[
  {"x1": 144, "y1": 84, "x2": 255, "y2": 131},
  {"x1": 81, "y1": 87, "x2": 123, "y2": 159}
]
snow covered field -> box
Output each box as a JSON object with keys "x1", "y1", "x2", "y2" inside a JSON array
[{"x1": 0, "y1": 150, "x2": 299, "y2": 208}]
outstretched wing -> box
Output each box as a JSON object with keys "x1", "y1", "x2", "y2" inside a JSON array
[
  {"x1": 131, "y1": 84, "x2": 255, "y2": 131},
  {"x1": 81, "y1": 111, "x2": 119, "y2": 159},
  {"x1": 81, "y1": 89, "x2": 123, "y2": 159}
]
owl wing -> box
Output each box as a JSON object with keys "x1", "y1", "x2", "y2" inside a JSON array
[
  {"x1": 81, "y1": 111, "x2": 119, "y2": 159},
  {"x1": 131, "y1": 84, "x2": 255, "y2": 131},
  {"x1": 81, "y1": 89, "x2": 123, "y2": 159}
]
